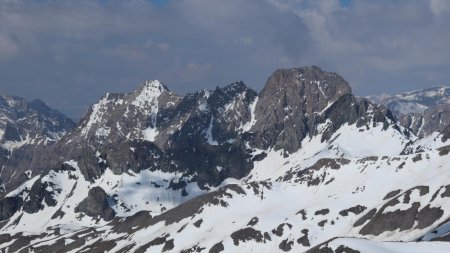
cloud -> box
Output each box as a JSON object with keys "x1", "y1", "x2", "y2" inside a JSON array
[
  {"x1": 157, "y1": 43, "x2": 170, "y2": 52},
  {"x1": 0, "y1": 0, "x2": 449, "y2": 119},
  {"x1": 0, "y1": 34, "x2": 18, "y2": 60},
  {"x1": 177, "y1": 62, "x2": 212, "y2": 82},
  {"x1": 430, "y1": 0, "x2": 450, "y2": 16},
  {"x1": 266, "y1": 0, "x2": 450, "y2": 93}
]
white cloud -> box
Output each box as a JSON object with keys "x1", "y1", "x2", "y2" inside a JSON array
[
  {"x1": 177, "y1": 62, "x2": 212, "y2": 82},
  {"x1": 430, "y1": 0, "x2": 450, "y2": 16},
  {"x1": 0, "y1": 34, "x2": 18, "y2": 60},
  {"x1": 157, "y1": 43, "x2": 169, "y2": 52}
]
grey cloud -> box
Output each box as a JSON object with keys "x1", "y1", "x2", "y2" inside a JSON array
[
  {"x1": 0, "y1": 0, "x2": 449, "y2": 119},
  {"x1": 268, "y1": 0, "x2": 450, "y2": 94}
]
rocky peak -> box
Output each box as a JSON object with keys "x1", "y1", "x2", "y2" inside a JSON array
[
  {"x1": 249, "y1": 66, "x2": 353, "y2": 152},
  {"x1": 75, "y1": 80, "x2": 180, "y2": 144},
  {"x1": 136, "y1": 80, "x2": 169, "y2": 94},
  {"x1": 258, "y1": 66, "x2": 351, "y2": 116},
  {"x1": 220, "y1": 81, "x2": 250, "y2": 94},
  {"x1": 131, "y1": 80, "x2": 169, "y2": 109}
]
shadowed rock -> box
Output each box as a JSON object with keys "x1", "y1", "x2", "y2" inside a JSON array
[{"x1": 75, "y1": 187, "x2": 115, "y2": 221}]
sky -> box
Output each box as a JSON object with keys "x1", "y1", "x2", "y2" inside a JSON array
[{"x1": 0, "y1": 0, "x2": 450, "y2": 119}]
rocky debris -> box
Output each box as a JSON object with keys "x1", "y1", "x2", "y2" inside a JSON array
[
  {"x1": 180, "y1": 244, "x2": 206, "y2": 253},
  {"x1": 279, "y1": 239, "x2": 294, "y2": 251},
  {"x1": 193, "y1": 219, "x2": 203, "y2": 228},
  {"x1": 272, "y1": 223, "x2": 292, "y2": 237},
  {"x1": 247, "y1": 217, "x2": 259, "y2": 226},
  {"x1": 338, "y1": 205, "x2": 367, "y2": 217},
  {"x1": 306, "y1": 238, "x2": 362, "y2": 253},
  {"x1": 359, "y1": 186, "x2": 443, "y2": 236},
  {"x1": 209, "y1": 242, "x2": 224, "y2": 253},
  {"x1": 230, "y1": 227, "x2": 264, "y2": 246},
  {"x1": 297, "y1": 209, "x2": 307, "y2": 220},
  {"x1": 297, "y1": 229, "x2": 310, "y2": 247},
  {"x1": 311, "y1": 159, "x2": 351, "y2": 171},
  {"x1": 353, "y1": 208, "x2": 377, "y2": 227},
  {"x1": 315, "y1": 209, "x2": 330, "y2": 215},
  {"x1": 383, "y1": 189, "x2": 402, "y2": 200},
  {"x1": 437, "y1": 145, "x2": 450, "y2": 156},
  {"x1": 318, "y1": 220, "x2": 328, "y2": 227},
  {"x1": 75, "y1": 187, "x2": 115, "y2": 221}
]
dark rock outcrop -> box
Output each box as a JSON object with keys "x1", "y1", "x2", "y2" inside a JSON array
[
  {"x1": 250, "y1": 66, "x2": 352, "y2": 153},
  {"x1": 75, "y1": 187, "x2": 115, "y2": 221},
  {"x1": 0, "y1": 196, "x2": 23, "y2": 221}
]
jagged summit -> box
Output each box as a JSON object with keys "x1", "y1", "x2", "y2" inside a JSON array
[
  {"x1": 220, "y1": 81, "x2": 248, "y2": 92},
  {"x1": 136, "y1": 80, "x2": 170, "y2": 94},
  {"x1": 247, "y1": 66, "x2": 355, "y2": 152}
]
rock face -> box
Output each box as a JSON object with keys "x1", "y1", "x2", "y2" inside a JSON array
[
  {"x1": 398, "y1": 103, "x2": 450, "y2": 137},
  {"x1": 251, "y1": 66, "x2": 352, "y2": 152},
  {"x1": 1, "y1": 66, "x2": 450, "y2": 253},
  {"x1": 75, "y1": 187, "x2": 115, "y2": 221}
]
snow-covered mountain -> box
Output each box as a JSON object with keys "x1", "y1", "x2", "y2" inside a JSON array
[
  {"x1": 0, "y1": 95, "x2": 75, "y2": 145},
  {"x1": 0, "y1": 94, "x2": 75, "y2": 194},
  {"x1": 1, "y1": 66, "x2": 450, "y2": 252},
  {"x1": 368, "y1": 87, "x2": 450, "y2": 137},
  {"x1": 369, "y1": 87, "x2": 450, "y2": 115}
]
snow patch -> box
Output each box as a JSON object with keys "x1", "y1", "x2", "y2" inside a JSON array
[
  {"x1": 205, "y1": 116, "x2": 218, "y2": 145},
  {"x1": 240, "y1": 97, "x2": 258, "y2": 132}
]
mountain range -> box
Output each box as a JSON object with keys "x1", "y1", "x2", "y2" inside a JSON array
[
  {"x1": 0, "y1": 66, "x2": 450, "y2": 253},
  {"x1": 368, "y1": 87, "x2": 450, "y2": 137}
]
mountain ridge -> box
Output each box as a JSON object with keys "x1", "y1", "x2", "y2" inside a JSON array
[
  {"x1": 368, "y1": 86, "x2": 450, "y2": 137},
  {"x1": 0, "y1": 66, "x2": 449, "y2": 252}
]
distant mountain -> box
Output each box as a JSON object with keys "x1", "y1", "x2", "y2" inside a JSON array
[
  {"x1": 368, "y1": 87, "x2": 450, "y2": 137},
  {"x1": 1, "y1": 67, "x2": 450, "y2": 253},
  {"x1": 369, "y1": 87, "x2": 450, "y2": 115},
  {"x1": 0, "y1": 95, "x2": 75, "y2": 145},
  {"x1": 0, "y1": 95, "x2": 75, "y2": 184}
]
